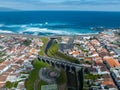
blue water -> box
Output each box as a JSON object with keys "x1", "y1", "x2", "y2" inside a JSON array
[{"x1": 0, "y1": 11, "x2": 120, "y2": 36}]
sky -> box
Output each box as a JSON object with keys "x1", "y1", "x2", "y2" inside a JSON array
[{"x1": 0, "y1": 0, "x2": 120, "y2": 11}]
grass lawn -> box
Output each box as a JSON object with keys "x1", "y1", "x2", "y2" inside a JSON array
[
  {"x1": 37, "y1": 80, "x2": 47, "y2": 90},
  {"x1": 39, "y1": 38, "x2": 49, "y2": 56},
  {"x1": 25, "y1": 59, "x2": 48, "y2": 90}
]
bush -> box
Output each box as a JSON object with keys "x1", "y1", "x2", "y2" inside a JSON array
[
  {"x1": 85, "y1": 74, "x2": 101, "y2": 81},
  {"x1": 5, "y1": 81, "x2": 18, "y2": 89}
]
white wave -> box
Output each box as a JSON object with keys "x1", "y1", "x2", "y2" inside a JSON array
[
  {"x1": 21, "y1": 25, "x2": 27, "y2": 28},
  {"x1": 45, "y1": 22, "x2": 48, "y2": 25},
  {"x1": 21, "y1": 27, "x2": 72, "y2": 35},
  {"x1": 33, "y1": 32, "x2": 39, "y2": 36},
  {"x1": 0, "y1": 30, "x2": 13, "y2": 33},
  {"x1": 0, "y1": 22, "x2": 67, "y2": 28},
  {"x1": 29, "y1": 23, "x2": 43, "y2": 26},
  {"x1": 47, "y1": 23, "x2": 68, "y2": 26},
  {"x1": 5, "y1": 25, "x2": 21, "y2": 28},
  {"x1": 74, "y1": 32, "x2": 99, "y2": 35},
  {"x1": 39, "y1": 24, "x2": 43, "y2": 26},
  {"x1": 5, "y1": 24, "x2": 27, "y2": 28},
  {"x1": 0, "y1": 24, "x2": 5, "y2": 27},
  {"x1": 4, "y1": 23, "x2": 43, "y2": 28}
]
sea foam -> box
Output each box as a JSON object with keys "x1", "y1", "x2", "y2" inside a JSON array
[
  {"x1": 20, "y1": 27, "x2": 72, "y2": 35},
  {"x1": 0, "y1": 30, "x2": 13, "y2": 33},
  {"x1": 0, "y1": 23, "x2": 100, "y2": 36}
]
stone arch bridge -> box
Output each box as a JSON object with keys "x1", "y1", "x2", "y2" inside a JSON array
[{"x1": 38, "y1": 56, "x2": 84, "y2": 90}]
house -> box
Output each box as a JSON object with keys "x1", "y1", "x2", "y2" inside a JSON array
[
  {"x1": 23, "y1": 61, "x2": 33, "y2": 70},
  {"x1": 91, "y1": 52, "x2": 99, "y2": 57},
  {"x1": 0, "y1": 83, "x2": 4, "y2": 89},
  {"x1": 6, "y1": 75, "x2": 18, "y2": 82},
  {"x1": 17, "y1": 81, "x2": 26, "y2": 90},
  {"x1": 0, "y1": 64, "x2": 11, "y2": 75},
  {"x1": 103, "y1": 56, "x2": 120, "y2": 69},
  {"x1": 72, "y1": 51, "x2": 80, "y2": 57},
  {"x1": 83, "y1": 36, "x2": 91, "y2": 40},
  {"x1": 0, "y1": 75, "x2": 7, "y2": 88},
  {"x1": 99, "y1": 74, "x2": 117, "y2": 90}
]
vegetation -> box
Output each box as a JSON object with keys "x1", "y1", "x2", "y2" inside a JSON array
[
  {"x1": 0, "y1": 59, "x2": 5, "y2": 63},
  {"x1": 47, "y1": 40, "x2": 81, "y2": 90},
  {"x1": 85, "y1": 74, "x2": 101, "y2": 81},
  {"x1": 37, "y1": 80, "x2": 47, "y2": 90},
  {"x1": 0, "y1": 52, "x2": 5, "y2": 63},
  {"x1": 23, "y1": 39, "x2": 32, "y2": 46},
  {"x1": 39, "y1": 38, "x2": 49, "y2": 56},
  {"x1": 83, "y1": 81, "x2": 89, "y2": 90},
  {"x1": 83, "y1": 74, "x2": 102, "y2": 90},
  {"x1": 85, "y1": 61, "x2": 92, "y2": 65},
  {"x1": 111, "y1": 41, "x2": 120, "y2": 46},
  {"x1": 21, "y1": 76, "x2": 27, "y2": 78},
  {"x1": 25, "y1": 59, "x2": 48, "y2": 90},
  {"x1": 25, "y1": 38, "x2": 79, "y2": 90},
  {"x1": 5, "y1": 81, "x2": 18, "y2": 89},
  {"x1": 83, "y1": 50, "x2": 89, "y2": 52},
  {"x1": 47, "y1": 40, "x2": 79, "y2": 64},
  {"x1": 57, "y1": 69, "x2": 67, "y2": 85},
  {"x1": 0, "y1": 52, "x2": 2, "y2": 56}
]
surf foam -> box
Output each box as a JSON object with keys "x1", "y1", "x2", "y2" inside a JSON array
[{"x1": 0, "y1": 30, "x2": 13, "y2": 33}]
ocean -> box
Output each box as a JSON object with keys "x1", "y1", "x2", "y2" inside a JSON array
[{"x1": 0, "y1": 11, "x2": 120, "y2": 36}]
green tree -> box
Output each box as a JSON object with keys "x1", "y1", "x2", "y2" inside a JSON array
[
  {"x1": 23, "y1": 39, "x2": 32, "y2": 46},
  {"x1": 5, "y1": 81, "x2": 13, "y2": 89}
]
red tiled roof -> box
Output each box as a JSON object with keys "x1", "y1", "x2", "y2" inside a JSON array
[
  {"x1": 0, "y1": 65, "x2": 6, "y2": 70},
  {"x1": 0, "y1": 76, "x2": 7, "y2": 82},
  {"x1": 72, "y1": 51, "x2": 80, "y2": 55},
  {"x1": 104, "y1": 57, "x2": 120, "y2": 68},
  {"x1": 0, "y1": 83, "x2": 4, "y2": 88}
]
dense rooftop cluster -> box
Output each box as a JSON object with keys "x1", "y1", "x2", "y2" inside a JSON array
[
  {"x1": 59, "y1": 32, "x2": 120, "y2": 90},
  {"x1": 0, "y1": 35, "x2": 43, "y2": 89}
]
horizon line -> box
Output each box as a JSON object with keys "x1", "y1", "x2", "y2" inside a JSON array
[{"x1": 1, "y1": 10, "x2": 120, "y2": 12}]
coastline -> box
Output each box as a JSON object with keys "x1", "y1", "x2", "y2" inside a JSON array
[{"x1": 0, "y1": 33, "x2": 99, "y2": 38}]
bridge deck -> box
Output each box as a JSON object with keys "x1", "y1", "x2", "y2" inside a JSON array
[{"x1": 38, "y1": 56, "x2": 83, "y2": 69}]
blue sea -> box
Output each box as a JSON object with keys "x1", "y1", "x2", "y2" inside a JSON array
[{"x1": 0, "y1": 11, "x2": 120, "y2": 36}]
